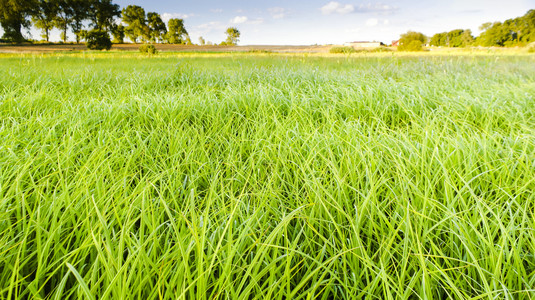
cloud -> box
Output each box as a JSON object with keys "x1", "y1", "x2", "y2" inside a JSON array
[
  {"x1": 268, "y1": 7, "x2": 289, "y2": 19},
  {"x1": 355, "y1": 3, "x2": 398, "y2": 14},
  {"x1": 320, "y1": 2, "x2": 397, "y2": 15},
  {"x1": 211, "y1": 9, "x2": 223, "y2": 13},
  {"x1": 321, "y1": 2, "x2": 355, "y2": 15},
  {"x1": 195, "y1": 21, "x2": 225, "y2": 34},
  {"x1": 248, "y1": 18, "x2": 264, "y2": 25},
  {"x1": 231, "y1": 16, "x2": 248, "y2": 24},
  {"x1": 366, "y1": 18, "x2": 379, "y2": 26},
  {"x1": 161, "y1": 13, "x2": 195, "y2": 23},
  {"x1": 383, "y1": 19, "x2": 390, "y2": 25}
]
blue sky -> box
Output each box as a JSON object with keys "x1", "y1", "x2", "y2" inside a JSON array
[{"x1": 6, "y1": 0, "x2": 535, "y2": 44}]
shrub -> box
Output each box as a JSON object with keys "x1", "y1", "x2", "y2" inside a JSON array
[
  {"x1": 139, "y1": 44, "x2": 158, "y2": 54},
  {"x1": 329, "y1": 46, "x2": 356, "y2": 54},
  {"x1": 398, "y1": 40, "x2": 424, "y2": 52},
  {"x1": 85, "y1": 30, "x2": 112, "y2": 51}
]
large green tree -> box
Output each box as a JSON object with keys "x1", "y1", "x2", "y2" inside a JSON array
[
  {"x1": 122, "y1": 5, "x2": 147, "y2": 43},
  {"x1": 147, "y1": 12, "x2": 166, "y2": 43},
  {"x1": 0, "y1": 0, "x2": 35, "y2": 42},
  {"x1": 475, "y1": 10, "x2": 535, "y2": 46},
  {"x1": 67, "y1": 0, "x2": 89, "y2": 43},
  {"x1": 398, "y1": 31, "x2": 426, "y2": 51},
  {"x1": 224, "y1": 27, "x2": 240, "y2": 45},
  {"x1": 31, "y1": 0, "x2": 58, "y2": 42},
  {"x1": 54, "y1": 0, "x2": 72, "y2": 42},
  {"x1": 166, "y1": 18, "x2": 187, "y2": 44},
  {"x1": 88, "y1": 0, "x2": 119, "y2": 32}
]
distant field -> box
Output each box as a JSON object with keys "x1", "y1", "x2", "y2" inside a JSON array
[
  {"x1": 1, "y1": 53, "x2": 534, "y2": 299},
  {"x1": 0, "y1": 43, "x2": 333, "y2": 53},
  {"x1": 1, "y1": 43, "x2": 532, "y2": 54}
]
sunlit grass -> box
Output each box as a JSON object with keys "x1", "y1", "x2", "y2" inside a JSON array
[{"x1": 1, "y1": 54, "x2": 534, "y2": 299}]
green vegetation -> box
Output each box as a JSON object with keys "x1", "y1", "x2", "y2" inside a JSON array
[
  {"x1": 430, "y1": 29, "x2": 474, "y2": 47},
  {"x1": 0, "y1": 53, "x2": 534, "y2": 299},
  {"x1": 476, "y1": 10, "x2": 535, "y2": 47},
  {"x1": 222, "y1": 27, "x2": 241, "y2": 46},
  {"x1": 329, "y1": 46, "x2": 356, "y2": 54},
  {"x1": 85, "y1": 29, "x2": 111, "y2": 50},
  {"x1": 138, "y1": 43, "x2": 157, "y2": 54},
  {"x1": 398, "y1": 31, "x2": 427, "y2": 51}
]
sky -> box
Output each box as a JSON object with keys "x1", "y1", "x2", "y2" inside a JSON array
[{"x1": 5, "y1": 0, "x2": 535, "y2": 45}]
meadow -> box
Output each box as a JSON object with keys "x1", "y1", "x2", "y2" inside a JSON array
[{"x1": 0, "y1": 52, "x2": 534, "y2": 299}]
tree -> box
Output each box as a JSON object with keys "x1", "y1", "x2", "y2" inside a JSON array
[
  {"x1": 430, "y1": 32, "x2": 446, "y2": 47},
  {"x1": 198, "y1": 36, "x2": 205, "y2": 45},
  {"x1": 67, "y1": 0, "x2": 90, "y2": 43},
  {"x1": 31, "y1": 0, "x2": 58, "y2": 42},
  {"x1": 111, "y1": 23, "x2": 124, "y2": 43},
  {"x1": 85, "y1": 28, "x2": 111, "y2": 50},
  {"x1": 54, "y1": 0, "x2": 73, "y2": 42},
  {"x1": 122, "y1": 5, "x2": 147, "y2": 43},
  {"x1": 0, "y1": 0, "x2": 35, "y2": 42},
  {"x1": 147, "y1": 12, "x2": 166, "y2": 43},
  {"x1": 166, "y1": 18, "x2": 187, "y2": 44},
  {"x1": 460, "y1": 29, "x2": 474, "y2": 47},
  {"x1": 398, "y1": 31, "x2": 426, "y2": 51},
  {"x1": 225, "y1": 27, "x2": 240, "y2": 45},
  {"x1": 88, "y1": 0, "x2": 119, "y2": 32}
]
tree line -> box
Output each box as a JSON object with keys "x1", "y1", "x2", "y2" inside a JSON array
[
  {"x1": 0, "y1": 0, "x2": 241, "y2": 46},
  {"x1": 396, "y1": 10, "x2": 535, "y2": 51},
  {"x1": 429, "y1": 10, "x2": 535, "y2": 47}
]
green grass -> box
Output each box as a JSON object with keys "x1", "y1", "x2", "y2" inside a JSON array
[{"x1": 1, "y1": 53, "x2": 535, "y2": 299}]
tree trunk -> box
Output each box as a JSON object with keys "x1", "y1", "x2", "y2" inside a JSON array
[{"x1": 63, "y1": 25, "x2": 67, "y2": 43}]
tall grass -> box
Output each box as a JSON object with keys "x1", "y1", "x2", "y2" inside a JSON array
[{"x1": 1, "y1": 54, "x2": 534, "y2": 299}]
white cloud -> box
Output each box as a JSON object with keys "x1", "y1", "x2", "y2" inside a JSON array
[
  {"x1": 355, "y1": 3, "x2": 398, "y2": 14},
  {"x1": 211, "y1": 9, "x2": 223, "y2": 13},
  {"x1": 366, "y1": 18, "x2": 379, "y2": 26},
  {"x1": 195, "y1": 21, "x2": 224, "y2": 33},
  {"x1": 321, "y1": 2, "x2": 355, "y2": 15},
  {"x1": 231, "y1": 16, "x2": 248, "y2": 24},
  {"x1": 161, "y1": 13, "x2": 195, "y2": 23},
  {"x1": 248, "y1": 18, "x2": 265, "y2": 25},
  {"x1": 383, "y1": 19, "x2": 390, "y2": 25},
  {"x1": 268, "y1": 7, "x2": 289, "y2": 19}
]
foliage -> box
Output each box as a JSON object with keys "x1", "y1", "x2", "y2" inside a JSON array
[
  {"x1": 329, "y1": 46, "x2": 356, "y2": 54},
  {"x1": 398, "y1": 31, "x2": 426, "y2": 51},
  {"x1": 198, "y1": 36, "x2": 205, "y2": 45},
  {"x1": 87, "y1": 0, "x2": 120, "y2": 32},
  {"x1": 122, "y1": 5, "x2": 147, "y2": 43},
  {"x1": 147, "y1": 12, "x2": 166, "y2": 43},
  {"x1": 0, "y1": 0, "x2": 35, "y2": 42},
  {"x1": 166, "y1": 18, "x2": 188, "y2": 44},
  {"x1": 476, "y1": 10, "x2": 535, "y2": 46},
  {"x1": 225, "y1": 27, "x2": 240, "y2": 45},
  {"x1": 66, "y1": 0, "x2": 89, "y2": 43},
  {"x1": 138, "y1": 43, "x2": 157, "y2": 54},
  {"x1": 85, "y1": 29, "x2": 111, "y2": 50},
  {"x1": 0, "y1": 54, "x2": 534, "y2": 298},
  {"x1": 430, "y1": 29, "x2": 474, "y2": 47},
  {"x1": 111, "y1": 23, "x2": 124, "y2": 43},
  {"x1": 30, "y1": 0, "x2": 58, "y2": 42}
]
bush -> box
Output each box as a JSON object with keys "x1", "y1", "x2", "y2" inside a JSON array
[
  {"x1": 85, "y1": 30, "x2": 112, "y2": 51},
  {"x1": 398, "y1": 40, "x2": 424, "y2": 52},
  {"x1": 139, "y1": 44, "x2": 158, "y2": 54},
  {"x1": 329, "y1": 46, "x2": 356, "y2": 54}
]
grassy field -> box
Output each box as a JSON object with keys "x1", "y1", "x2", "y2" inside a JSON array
[{"x1": 1, "y1": 53, "x2": 534, "y2": 299}]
